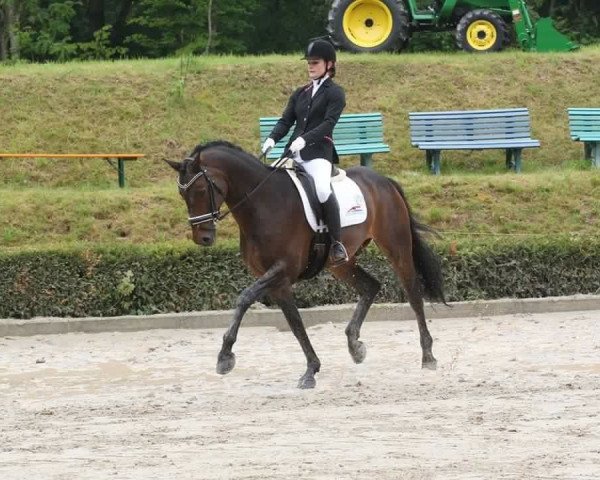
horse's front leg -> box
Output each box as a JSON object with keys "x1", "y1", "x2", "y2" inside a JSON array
[
  {"x1": 216, "y1": 262, "x2": 285, "y2": 375},
  {"x1": 271, "y1": 285, "x2": 321, "y2": 389}
]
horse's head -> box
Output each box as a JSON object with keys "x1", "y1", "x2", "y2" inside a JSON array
[{"x1": 166, "y1": 152, "x2": 227, "y2": 247}]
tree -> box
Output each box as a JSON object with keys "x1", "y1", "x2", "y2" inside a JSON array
[
  {"x1": 204, "y1": 0, "x2": 213, "y2": 54},
  {"x1": 0, "y1": 0, "x2": 20, "y2": 60},
  {"x1": 2, "y1": 0, "x2": 598, "y2": 63},
  {"x1": 17, "y1": 1, "x2": 79, "y2": 61},
  {"x1": 110, "y1": 0, "x2": 133, "y2": 46},
  {"x1": 126, "y1": 0, "x2": 208, "y2": 57}
]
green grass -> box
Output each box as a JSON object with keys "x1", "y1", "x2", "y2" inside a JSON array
[
  {"x1": 0, "y1": 48, "x2": 599, "y2": 251},
  {"x1": 1, "y1": 171, "x2": 597, "y2": 250}
]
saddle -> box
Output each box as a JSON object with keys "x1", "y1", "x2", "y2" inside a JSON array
[{"x1": 270, "y1": 159, "x2": 363, "y2": 280}]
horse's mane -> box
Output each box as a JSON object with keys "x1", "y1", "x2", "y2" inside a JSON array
[{"x1": 189, "y1": 140, "x2": 266, "y2": 169}]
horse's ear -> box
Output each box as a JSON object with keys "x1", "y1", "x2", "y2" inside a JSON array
[{"x1": 164, "y1": 159, "x2": 183, "y2": 172}]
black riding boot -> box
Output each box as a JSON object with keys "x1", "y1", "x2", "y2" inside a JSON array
[{"x1": 322, "y1": 193, "x2": 349, "y2": 266}]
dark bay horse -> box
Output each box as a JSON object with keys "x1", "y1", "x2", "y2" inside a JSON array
[{"x1": 167, "y1": 141, "x2": 446, "y2": 389}]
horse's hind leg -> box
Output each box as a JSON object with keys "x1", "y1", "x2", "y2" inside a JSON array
[
  {"x1": 377, "y1": 241, "x2": 437, "y2": 370},
  {"x1": 331, "y1": 261, "x2": 381, "y2": 364},
  {"x1": 270, "y1": 285, "x2": 321, "y2": 389},
  {"x1": 216, "y1": 261, "x2": 286, "y2": 375},
  {"x1": 400, "y1": 263, "x2": 437, "y2": 369}
]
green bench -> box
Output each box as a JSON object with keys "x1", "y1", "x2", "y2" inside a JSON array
[
  {"x1": 259, "y1": 112, "x2": 389, "y2": 168},
  {"x1": 567, "y1": 108, "x2": 600, "y2": 168},
  {"x1": 409, "y1": 108, "x2": 541, "y2": 174}
]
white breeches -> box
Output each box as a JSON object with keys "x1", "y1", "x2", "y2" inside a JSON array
[{"x1": 294, "y1": 156, "x2": 332, "y2": 203}]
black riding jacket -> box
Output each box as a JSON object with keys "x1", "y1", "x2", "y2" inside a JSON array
[{"x1": 268, "y1": 77, "x2": 346, "y2": 164}]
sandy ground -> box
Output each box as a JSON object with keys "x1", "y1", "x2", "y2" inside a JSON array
[{"x1": 1, "y1": 309, "x2": 599, "y2": 480}]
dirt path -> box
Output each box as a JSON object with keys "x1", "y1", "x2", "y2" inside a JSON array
[{"x1": 1, "y1": 310, "x2": 599, "y2": 479}]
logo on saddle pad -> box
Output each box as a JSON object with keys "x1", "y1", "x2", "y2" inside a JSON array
[{"x1": 285, "y1": 169, "x2": 367, "y2": 232}]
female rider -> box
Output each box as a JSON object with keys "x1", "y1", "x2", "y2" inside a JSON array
[{"x1": 262, "y1": 39, "x2": 348, "y2": 266}]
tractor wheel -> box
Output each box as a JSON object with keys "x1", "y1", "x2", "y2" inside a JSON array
[
  {"x1": 327, "y1": 0, "x2": 410, "y2": 53},
  {"x1": 455, "y1": 9, "x2": 509, "y2": 53}
]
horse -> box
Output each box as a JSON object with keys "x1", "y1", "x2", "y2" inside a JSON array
[{"x1": 166, "y1": 141, "x2": 446, "y2": 389}]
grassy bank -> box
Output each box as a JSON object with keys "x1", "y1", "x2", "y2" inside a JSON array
[
  {"x1": 0, "y1": 49, "x2": 599, "y2": 251},
  {"x1": 1, "y1": 48, "x2": 600, "y2": 186},
  {"x1": 0, "y1": 171, "x2": 598, "y2": 249}
]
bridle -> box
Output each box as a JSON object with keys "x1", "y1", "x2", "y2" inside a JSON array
[
  {"x1": 177, "y1": 153, "x2": 284, "y2": 227},
  {"x1": 177, "y1": 157, "x2": 226, "y2": 226}
]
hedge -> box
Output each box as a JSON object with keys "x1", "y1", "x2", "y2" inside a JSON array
[{"x1": 0, "y1": 238, "x2": 599, "y2": 319}]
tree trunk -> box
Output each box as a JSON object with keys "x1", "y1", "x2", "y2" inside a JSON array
[
  {"x1": 1, "y1": 0, "x2": 19, "y2": 60},
  {"x1": 0, "y1": 4, "x2": 6, "y2": 61},
  {"x1": 110, "y1": 0, "x2": 133, "y2": 46},
  {"x1": 87, "y1": 0, "x2": 105, "y2": 34},
  {"x1": 205, "y1": 0, "x2": 213, "y2": 54},
  {"x1": 7, "y1": 0, "x2": 18, "y2": 59}
]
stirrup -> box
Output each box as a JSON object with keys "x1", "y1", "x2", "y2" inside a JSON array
[{"x1": 329, "y1": 241, "x2": 349, "y2": 266}]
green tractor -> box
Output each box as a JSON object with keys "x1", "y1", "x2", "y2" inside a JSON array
[{"x1": 327, "y1": 0, "x2": 578, "y2": 53}]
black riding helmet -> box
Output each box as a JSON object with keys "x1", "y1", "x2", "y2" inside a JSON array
[{"x1": 303, "y1": 39, "x2": 336, "y2": 63}]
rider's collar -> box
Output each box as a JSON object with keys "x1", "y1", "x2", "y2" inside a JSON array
[{"x1": 312, "y1": 74, "x2": 329, "y2": 95}]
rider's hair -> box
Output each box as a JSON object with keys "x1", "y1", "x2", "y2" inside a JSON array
[{"x1": 328, "y1": 63, "x2": 336, "y2": 78}]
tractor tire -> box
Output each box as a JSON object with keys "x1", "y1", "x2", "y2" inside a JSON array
[
  {"x1": 327, "y1": 0, "x2": 410, "y2": 53},
  {"x1": 455, "y1": 9, "x2": 510, "y2": 53}
]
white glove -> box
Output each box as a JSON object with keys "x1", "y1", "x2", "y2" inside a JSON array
[
  {"x1": 289, "y1": 136, "x2": 306, "y2": 154},
  {"x1": 262, "y1": 138, "x2": 275, "y2": 154}
]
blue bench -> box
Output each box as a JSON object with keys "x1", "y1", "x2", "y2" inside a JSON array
[
  {"x1": 259, "y1": 112, "x2": 389, "y2": 168},
  {"x1": 409, "y1": 108, "x2": 541, "y2": 174},
  {"x1": 567, "y1": 108, "x2": 600, "y2": 168}
]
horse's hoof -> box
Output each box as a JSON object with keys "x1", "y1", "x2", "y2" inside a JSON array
[
  {"x1": 297, "y1": 374, "x2": 316, "y2": 389},
  {"x1": 216, "y1": 352, "x2": 236, "y2": 375},
  {"x1": 422, "y1": 358, "x2": 437, "y2": 370},
  {"x1": 350, "y1": 341, "x2": 367, "y2": 364}
]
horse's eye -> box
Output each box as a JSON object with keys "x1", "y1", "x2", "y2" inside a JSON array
[{"x1": 191, "y1": 188, "x2": 206, "y2": 200}]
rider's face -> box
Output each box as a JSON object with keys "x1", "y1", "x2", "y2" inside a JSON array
[{"x1": 307, "y1": 58, "x2": 328, "y2": 80}]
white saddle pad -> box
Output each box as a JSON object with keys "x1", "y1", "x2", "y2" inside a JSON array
[{"x1": 284, "y1": 167, "x2": 368, "y2": 233}]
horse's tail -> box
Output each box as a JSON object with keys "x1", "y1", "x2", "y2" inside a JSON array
[{"x1": 388, "y1": 178, "x2": 447, "y2": 304}]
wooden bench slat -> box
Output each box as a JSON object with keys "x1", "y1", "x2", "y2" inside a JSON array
[
  {"x1": 260, "y1": 125, "x2": 385, "y2": 134},
  {"x1": 411, "y1": 137, "x2": 533, "y2": 144},
  {"x1": 568, "y1": 108, "x2": 600, "y2": 114},
  {"x1": 409, "y1": 108, "x2": 529, "y2": 118},
  {"x1": 267, "y1": 145, "x2": 390, "y2": 158},
  {"x1": 259, "y1": 134, "x2": 386, "y2": 143},
  {"x1": 417, "y1": 140, "x2": 540, "y2": 149},
  {"x1": 410, "y1": 125, "x2": 532, "y2": 135},
  {"x1": 571, "y1": 132, "x2": 600, "y2": 139},
  {"x1": 333, "y1": 130, "x2": 383, "y2": 140},
  {"x1": 568, "y1": 124, "x2": 600, "y2": 131},
  {"x1": 260, "y1": 113, "x2": 383, "y2": 122},
  {"x1": 259, "y1": 122, "x2": 384, "y2": 131},
  {"x1": 410, "y1": 118, "x2": 531, "y2": 127},
  {"x1": 568, "y1": 114, "x2": 600, "y2": 120},
  {"x1": 410, "y1": 118, "x2": 532, "y2": 126},
  {"x1": 336, "y1": 144, "x2": 390, "y2": 152}
]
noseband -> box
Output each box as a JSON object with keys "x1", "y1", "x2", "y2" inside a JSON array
[{"x1": 177, "y1": 158, "x2": 225, "y2": 226}]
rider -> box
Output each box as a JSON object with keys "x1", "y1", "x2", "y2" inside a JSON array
[{"x1": 261, "y1": 38, "x2": 349, "y2": 266}]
